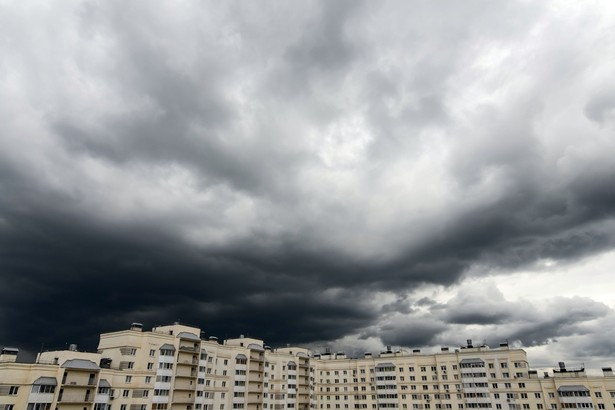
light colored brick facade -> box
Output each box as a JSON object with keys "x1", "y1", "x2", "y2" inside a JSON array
[{"x1": 1, "y1": 324, "x2": 614, "y2": 410}]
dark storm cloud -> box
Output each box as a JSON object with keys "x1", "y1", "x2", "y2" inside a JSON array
[{"x1": 1, "y1": 0, "x2": 615, "y2": 361}]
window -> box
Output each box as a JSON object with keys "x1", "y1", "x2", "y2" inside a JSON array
[
  {"x1": 147, "y1": 362, "x2": 154, "y2": 370},
  {"x1": 160, "y1": 348, "x2": 174, "y2": 356},
  {"x1": 9, "y1": 386, "x2": 19, "y2": 395},
  {"x1": 535, "y1": 394, "x2": 541, "y2": 399},
  {"x1": 150, "y1": 349, "x2": 156, "y2": 357},
  {"x1": 27, "y1": 405, "x2": 52, "y2": 410},
  {"x1": 145, "y1": 376, "x2": 152, "y2": 383},
  {"x1": 126, "y1": 376, "x2": 132, "y2": 383},
  {"x1": 33, "y1": 385, "x2": 55, "y2": 394},
  {"x1": 596, "y1": 392, "x2": 602, "y2": 398}
]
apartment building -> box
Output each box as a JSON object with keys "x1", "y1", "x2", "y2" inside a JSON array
[{"x1": 1, "y1": 324, "x2": 614, "y2": 410}]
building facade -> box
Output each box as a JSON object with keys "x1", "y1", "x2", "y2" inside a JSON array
[{"x1": 1, "y1": 324, "x2": 614, "y2": 410}]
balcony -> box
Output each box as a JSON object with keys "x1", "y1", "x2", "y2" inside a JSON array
[
  {"x1": 250, "y1": 352, "x2": 265, "y2": 362},
  {"x1": 58, "y1": 393, "x2": 94, "y2": 403},
  {"x1": 175, "y1": 368, "x2": 198, "y2": 378},
  {"x1": 173, "y1": 397, "x2": 197, "y2": 404},
  {"x1": 177, "y1": 358, "x2": 199, "y2": 365},
  {"x1": 174, "y1": 381, "x2": 197, "y2": 391},
  {"x1": 62, "y1": 380, "x2": 97, "y2": 387}
]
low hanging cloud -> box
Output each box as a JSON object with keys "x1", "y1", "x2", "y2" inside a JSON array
[{"x1": 1, "y1": 0, "x2": 615, "y2": 362}]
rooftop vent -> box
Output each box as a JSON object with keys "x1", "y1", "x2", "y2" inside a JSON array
[
  {"x1": 466, "y1": 339, "x2": 473, "y2": 348},
  {"x1": 1, "y1": 347, "x2": 18, "y2": 355},
  {"x1": 69, "y1": 344, "x2": 78, "y2": 352},
  {"x1": 412, "y1": 349, "x2": 421, "y2": 353},
  {"x1": 441, "y1": 347, "x2": 449, "y2": 352},
  {"x1": 558, "y1": 362, "x2": 566, "y2": 370}
]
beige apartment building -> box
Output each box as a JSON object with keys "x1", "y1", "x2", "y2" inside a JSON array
[{"x1": 1, "y1": 324, "x2": 614, "y2": 410}]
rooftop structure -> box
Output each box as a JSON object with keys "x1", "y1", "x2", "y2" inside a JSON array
[{"x1": 1, "y1": 323, "x2": 614, "y2": 410}]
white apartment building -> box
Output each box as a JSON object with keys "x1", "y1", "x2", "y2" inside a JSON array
[{"x1": 1, "y1": 324, "x2": 614, "y2": 410}]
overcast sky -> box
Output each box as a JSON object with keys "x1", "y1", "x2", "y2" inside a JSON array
[{"x1": 1, "y1": 0, "x2": 615, "y2": 369}]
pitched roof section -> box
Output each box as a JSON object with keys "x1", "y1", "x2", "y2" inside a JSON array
[
  {"x1": 61, "y1": 359, "x2": 100, "y2": 370},
  {"x1": 33, "y1": 376, "x2": 57, "y2": 386},
  {"x1": 248, "y1": 343, "x2": 264, "y2": 352},
  {"x1": 177, "y1": 332, "x2": 200, "y2": 341},
  {"x1": 460, "y1": 358, "x2": 485, "y2": 365},
  {"x1": 558, "y1": 385, "x2": 590, "y2": 392}
]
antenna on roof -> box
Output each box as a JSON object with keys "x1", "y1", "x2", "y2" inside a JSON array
[{"x1": 37, "y1": 342, "x2": 44, "y2": 364}]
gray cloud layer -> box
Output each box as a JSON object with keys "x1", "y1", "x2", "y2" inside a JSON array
[{"x1": 1, "y1": 1, "x2": 615, "y2": 362}]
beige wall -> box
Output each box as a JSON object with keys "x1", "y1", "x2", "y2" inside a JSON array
[{"x1": 2, "y1": 324, "x2": 615, "y2": 410}]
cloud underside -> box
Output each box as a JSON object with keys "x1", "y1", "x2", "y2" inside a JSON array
[{"x1": 1, "y1": 0, "x2": 615, "y2": 363}]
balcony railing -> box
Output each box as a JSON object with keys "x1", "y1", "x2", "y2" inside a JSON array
[{"x1": 58, "y1": 393, "x2": 94, "y2": 403}]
